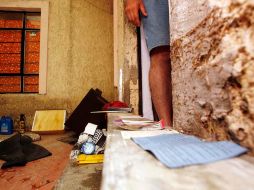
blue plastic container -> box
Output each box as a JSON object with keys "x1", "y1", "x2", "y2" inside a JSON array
[{"x1": 0, "y1": 116, "x2": 13, "y2": 135}]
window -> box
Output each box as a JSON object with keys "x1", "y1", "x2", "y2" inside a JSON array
[
  {"x1": 0, "y1": 11, "x2": 41, "y2": 93},
  {"x1": 0, "y1": 1, "x2": 49, "y2": 94}
]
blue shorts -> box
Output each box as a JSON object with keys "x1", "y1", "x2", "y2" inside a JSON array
[{"x1": 142, "y1": 0, "x2": 169, "y2": 52}]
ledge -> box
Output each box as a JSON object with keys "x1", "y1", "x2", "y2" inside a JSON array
[{"x1": 101, "y1": 113, "x2": 254, "y2": 190}]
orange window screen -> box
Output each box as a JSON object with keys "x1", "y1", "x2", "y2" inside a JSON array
[
  {"x1": 26, "y1": 13, "x2": 41, "y2": 29},
  {"x1": 25, "y1": 31, "x2": 40, "y2": 74},
  {"x1": 24, "y1": 76, "x2": 39, "y2": 92},
  {"x1": 0, "y1": 11, "x2": 40, "y2": 93},
  {"x1": 0, "y1": 76, "x2": 21, "y2": 92},
  {"x1": 0, "y1": 12, "x2": 23, "y2": 28}
]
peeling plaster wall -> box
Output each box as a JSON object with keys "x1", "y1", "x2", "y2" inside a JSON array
[
  {"x1": 171, "y1": 0, "x2": 254, "y2": 152},
  {"x1": 114, "y1": 0, "x2": 139, "y2": 114},
  {"x1": 123, "y1": 21, "x2": 139, "y2": 114},
  {"x1": 0, "y1": 0, "x2": 114, "y2": 127}
]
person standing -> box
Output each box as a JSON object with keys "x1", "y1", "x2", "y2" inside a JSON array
[{"x1": 125, "y1": 0, "x2": 172, "y2": 127}]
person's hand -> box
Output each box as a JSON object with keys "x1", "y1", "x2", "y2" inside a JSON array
[{"x1": 125, "y1": 0, "x2": 147, "y2": 27}]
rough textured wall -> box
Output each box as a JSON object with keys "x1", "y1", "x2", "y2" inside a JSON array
[
  {"x1": 170, "y1": 0, "x2": 210, "y2": 41},
  {"x1": 0, "y1": 0, "x2": 114, "y2": 127},
  {"x1": 171, "y1": 0, "x2": 254, "y2": 153},
  {"x1": 114, "y1": 0, "x2": 139, "y2": 114},
  {"x1": 123, "y1": 19, "x2": 139, "y2": 114}
]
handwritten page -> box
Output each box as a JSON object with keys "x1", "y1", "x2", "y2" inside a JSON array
[{"x1": 132, "y1": 134, "x2": 247, "y2": 168}]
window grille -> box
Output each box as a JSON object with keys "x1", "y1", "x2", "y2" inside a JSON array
[{"x1": 0, "y1": 11, "x2": 41, "y2": 93}]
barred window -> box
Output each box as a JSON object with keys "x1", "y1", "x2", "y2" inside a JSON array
[{"x1": 0, "y1": 11, "x2": 40, "y2": 93}]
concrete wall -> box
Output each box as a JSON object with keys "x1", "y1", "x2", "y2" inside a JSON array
[
  {"x1": 69, "y1": 0, "x2": 114, "y2": 109},
  {"x1": 114, "y1": 0, "x2": 139, "y2": 114},
  {"x1": 0, "y1": 0, "x2": 114, "y2": 127},
  {"x1": 171, "y1": 0, "x2": 254, "y2": 153}
]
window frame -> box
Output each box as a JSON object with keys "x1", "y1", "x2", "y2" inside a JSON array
[{"x1": 0, "y1": 1, "x2": 49, "y2": 94}]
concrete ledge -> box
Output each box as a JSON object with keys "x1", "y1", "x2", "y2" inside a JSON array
[{"x1": 101, "y1": 113, "x2": 254, "y2": 190}]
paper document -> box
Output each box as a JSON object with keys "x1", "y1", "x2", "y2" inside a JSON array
[
  {"x1": 121, "y1": 130, "x2": 178, "y2": 139},
  {"x1": 122, "y1": 120, "x2": 154, "y2": 124},
  {"x1": 120, "y1": 115, "x2": 143, "y2": 119},
  {"x1": 132, "y1": 134, "x2": 247, "y2": 168},
  {"x1": 114, "y1": 117, "x2": 165, "y2": 131}
]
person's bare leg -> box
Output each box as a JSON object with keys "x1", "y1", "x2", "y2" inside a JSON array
[{"x1": 149, "y1": 46, "x2": 172, "y2": 127}]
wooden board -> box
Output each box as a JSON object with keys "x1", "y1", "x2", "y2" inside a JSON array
[{"x1": 32, "y1": 110, "x2": 66, "y2": 133}]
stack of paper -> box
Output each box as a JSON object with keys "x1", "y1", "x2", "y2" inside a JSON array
[{"x1": 114, "y1": 115, "x2": 165, "y2": 131}]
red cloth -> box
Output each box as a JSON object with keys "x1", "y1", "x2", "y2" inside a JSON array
[{"x1": 103, "y1": 101, "x2": 128, "y2": 110}]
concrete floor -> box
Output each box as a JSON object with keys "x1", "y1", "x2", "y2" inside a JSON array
[
  {"x1": 0, "y1": 133, "x2": 102, "y2": 190},
  {"x1": 54, "y1": 163, "x2": 103, "y2": 190}
]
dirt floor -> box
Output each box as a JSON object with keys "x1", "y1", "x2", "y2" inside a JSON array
[{"x1": 0, "y1": 134, "x2": 73, "y2": 190}]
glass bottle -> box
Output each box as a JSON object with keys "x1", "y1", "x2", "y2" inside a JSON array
[{"x1": 19, "y1": 114, "x2": 26, "y2": 134}]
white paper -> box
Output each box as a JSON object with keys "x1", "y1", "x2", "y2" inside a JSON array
[
  {"x1": 122, "y1": 120, "x2": 154, "y2": 124},
  {"x1": 84, "y1": 123, "x2": 97, "y2": 135},
  {"x1": 121, "y1": 130, "x2": 178, "y2": 139},
  {"x1": 119, "y1": 115, "x2": 143, "y2": 119}
]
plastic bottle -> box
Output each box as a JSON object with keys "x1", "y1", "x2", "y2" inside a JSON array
[{"x1": 0, "y1": 116, "x2": 13, "y2": 135}]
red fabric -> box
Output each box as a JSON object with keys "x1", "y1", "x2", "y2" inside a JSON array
[{"x1": 103, "y1": 101, "x2": 128, "y2": 110}]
